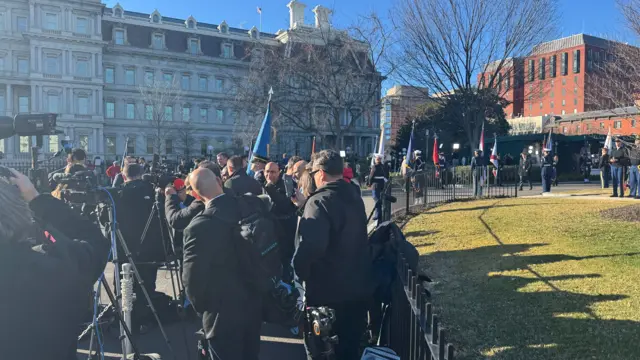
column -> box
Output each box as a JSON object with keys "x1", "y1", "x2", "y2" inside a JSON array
[
  {"x1": 97, "y1": 128, "x2": 104, "y2": 155},
  {"x1": 30, "y1": 47, "x2": 36, "y2": 72},
  {"x1": 96, "y1": 13, "x2": 102, "y2": 35},
  {"x1": 7, "y1": 137, "x2": 15, "y2": 158},
  {"x1": 94, "y1": 89, "x2": 99, "y2": 115},
  {"x1": 6, "y1": 84, "x2": 12, "y2": 114},
  {"x1": 93, "y1": 128, "x2": 98, "y2": 153},
  {"x1": 97, "y1": 89, "x2": 103, "y2": 115},
  {"x1": 97, "y1": 53, "x2": 102, "y2": 76},
  {"x1": 66, "y1": 8, "x2": 72, "y2": 32},
  {"x1": 91, "y1": 53, "x2": 95, "y2": 77},
  {"x1": 29, "y1": 3, "x2": 35, "y2": 26},
  {"x1": 30, "y1": 86, "x2": 36, "y2": 112}
]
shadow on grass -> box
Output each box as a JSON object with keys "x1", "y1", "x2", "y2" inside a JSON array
[
  {"x1": 426, "y1": 202, "x2": 565, "y2": 215},
  {"x1": 404, "y1": 230, "x2": 440, "y2": 237},
  {"x1": 420, "y1": 233, "x2": 640, "y2": 359}
]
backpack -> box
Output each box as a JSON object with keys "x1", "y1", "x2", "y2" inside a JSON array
[{"x1": 223, "y1": 194, "x2": 282, "y2": 294}]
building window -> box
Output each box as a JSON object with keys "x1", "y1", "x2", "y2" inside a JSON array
[
  {"x1": 153, "y1": 34, "x2": 164, "y2": 50},
  {"x1": 539, "y1": 102, "x2": 543, "y2": 109},
  {"x1": 562, "y1": 127, "x2": 567, "y2": 134},
  {"x1": 562, "y1": 78, "x2": 566, "y2": 86},
  {"x1": 187, "y1": 20, "x2": 195, "y2": 29},
  {"x1": 0, "y1": 94, "x2": 4, "y2": 114},
  {"x1": 147, "y1": 137, "x2": 154, "y2": 154},
  {"x1": 216, "y1": 109, "x2": 224, "y2": 122},
  {"x1": 49, "y1": 135, "x2": 59, "y2": 153},
  {"x1": 78, "y1": 96, "x2": 89, "y2": 115},
  {"x1": 528, "y1": 59, "x2": 535, "y2": 82},
  {"x1": 562, "y1": 99, "x2": 566, "y2": 106},
  {"x1": 200, "y1": 108, "x2": 208, "y2": 121},
  {"x1": 20, "y1": 136, "x2": 30, "y2": 153},
  {"x1": 574, "y1": 98, "x2": 578, "y2": 106},
  {"x1": 106, "y1": 136, "x2": 116, "y2": 154},
  {"x1": 614, "y1": 121, "x2": 622, "y2": 129},
  {"x1": 152, "y1": 14, "x2": 160, "y2": 23},
  {"x1": 561, "y1": 52, "x2": 568, "y2": 76},
  {"x1": 538, "y1": 58, "x2": 545, "y2": 80},
  {"x1": 18, "y1": 58, "x2": 29, "y2": 74},
  {"x1": 0, "y1": 57, "x2": 4, "y2": 71},
  {"x1": 76, "y1": 17, "x2": 88, "y2": 34},
  {"x1": 550, "y1": 101, "x2": 554, "y2": 109},
  {"x1": 114, "y1": 29, "x2": 125, "y2": 45},
  {"x1": 550, "y1": 55, "x2": 556, "y2": 78},
  {"x1": 586, "y1": 123, "x2": 591, "y2": 130},
  {"x1": 633, "y1": 119, "x2": 637, "y2": 128},
  {"x1": 125, "y1": 69, "x2": 135, "y2": 85},
  {"x1": 199, "y1": 77, "x2": 208, "y2": 91},
  {"x1": 222, "y1": 44, "x2": 232, "y2": 59},
  {"x1": 105, "y1": 101, "x2": 115, "y2": 118},
  {"x1": 127, "y1": 139, "x2": 135, "y2": 155},
  {"x1": 18, "y1": 96, "x2": 29, "y2": 113},
  {"x1": 182, "y1": 75, "x2": 190, "y2": 90},
  {"x1": 105, "y1": 67, "x2": 114, "y2": 83},
  {"x1": 587, "y1": 48, "x2": 593, "y2": 72},
  {"x1": 45, "y1": 55, "x2": 59, "y2": 74},
  {"x1": 182, "y1": 106, "x2": 190, "y2": 121},
  {"x1": 600, "y1": 122, "x2": 605, "y2": 129},
  {"x1": 550, "y1": 91, "x2": 554, "y2": 98},
  {"x1": 76, "y1": 59, "x2": 89, "y2": 77},
  {"x1": 79, "y1": 135, "x2": 89, "y2": 152},
  {"x1": 505, "y1": 71, "x2": 511, "y2": 90},
  {"x1": 163, "y1": 73, "x2": 173, "y2": 85},
  {"x1": 44, "y1": 13, "x2": 58, "y2": 30},
  {"x1": 189, "y1": 39, "x2": 199, "y2": 55},
  {"x1": 562, "y1": 88, "x2": 566, "y2": 96},
  {"x1": 166, "y1": 139, "x2": 173, "y2": 154},
  {"x1": 573, "y1": 50, "x2": 581, "y2": 73},
  {"x1": 17, "y1": 16, "x2": 27, "y2": 32},
  {"x1": 145, "y1": 71, "x2": 154, "y2": 85},
  {"x1": 47, "y1": 94, "x2": 58, "y2": 113},
  {"x1": 216, "y1": 78, "x2": 224, "y2": 92},
  {"x1": 145, "y1": 104, "x2": 153, "y2": 120},
  {"x1": 164, "y1": 105, "x2": 173, "y2": 121},
  {"x1": 528, "y1": 103, "x2": 532, "y2": 111},
  {"x1": 574, "y1": 87, "x2": 578, "y2": 95},
  {"x1": 114, "y1": 7, "x2": 123, "y2": 18},
  {"x1": 126, "y1": 103, "x2": 135, "y2": 119},
  {"x1": 0, "y1": 12, "x2": 5, "y2": 31}
]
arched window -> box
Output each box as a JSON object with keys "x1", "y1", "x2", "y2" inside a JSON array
[
  {"x1": 152, "y1": 14, "x2": 159, "y2": 23},
  {"x1": 188, "y1": 20, "x2": 195, "y2": 29},
  {"x1": 114, "y1": 8, "x2": 122, "y2": 17}
]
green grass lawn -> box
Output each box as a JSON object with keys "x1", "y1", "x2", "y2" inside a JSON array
[{"x1": 403, "y1": 198, "x2": 640, "y2": 360}]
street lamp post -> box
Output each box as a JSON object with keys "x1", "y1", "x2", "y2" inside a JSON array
[{"x1": 425, "y1": 129, "x2": 430, "y2": 164}]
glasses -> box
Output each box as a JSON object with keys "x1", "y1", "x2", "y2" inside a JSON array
[{"x1": 310, "y1": 169, "x2": 320, "y2": 177}]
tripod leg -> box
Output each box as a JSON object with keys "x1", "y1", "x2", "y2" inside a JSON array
[
  {"x1": 116, "y1": 229, "x2": 177, "y2": 360},
  {"x1": 101, "y1": 277, "x2": 141, "y2": 359}
]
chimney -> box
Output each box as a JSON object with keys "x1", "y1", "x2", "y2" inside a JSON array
[
  {"x1": 287, "y1": 0, "x2": 306, "y2": 29},
  {"x1": 312, "y1": 5, "x2": 332, "y2": 29}
]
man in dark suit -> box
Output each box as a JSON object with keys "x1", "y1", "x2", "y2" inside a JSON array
[
  {"x1": 518, "y1": 152, "x2": 532, "y2": 191},
  {"x1": 610, "y1": 138, "x2": 629, "y2": 198},
  {"x1": 183, "y1": 168, "x2": 262, "y2": 360},
  {"x1": 225, "y1": 155, "x2": 263, "y2": 196}
]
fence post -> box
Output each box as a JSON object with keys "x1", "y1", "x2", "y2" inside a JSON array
[
  {"x1": 452, "y1": 166, "x2": 456, "y2": 201},
  {"x1": 405, "y1": 176, "x2": 410, "y2": 215}
]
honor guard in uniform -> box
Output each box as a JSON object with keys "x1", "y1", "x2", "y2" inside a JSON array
[
  {"x1": 579, "y1": 153, "x2": 593, "y2": 183},
  {"x1": 552, "y1": 154, "x2": 560, "y2": 186},
  {"x1": 367, "y1": 154, "x2": 389, "y2": 221},
  {"x1": 470, "y1": 149, "x2": 484, "y2": 198},
  {"x1": 627, "y1": 137, "x2": 640, "y2": 198},
  {"x1": 541, "y1": 148, "x2": 553, "y2": 193}
]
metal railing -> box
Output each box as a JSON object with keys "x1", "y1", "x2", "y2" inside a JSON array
[{"x1": 401, "y1": 165, "x2": 519, "y2": 214}]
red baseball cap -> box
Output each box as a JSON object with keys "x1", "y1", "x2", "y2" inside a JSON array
[{"x1": 173, "y1": 178, "x2": 186, "y2": 191}]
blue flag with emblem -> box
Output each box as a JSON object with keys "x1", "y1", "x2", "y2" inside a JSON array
[
  {"x1": 403, "y1": 121, "x2": 415, "y2": 169},
  {"x1": 247, "y1": 88, "x2": 273, "y2": 175}
]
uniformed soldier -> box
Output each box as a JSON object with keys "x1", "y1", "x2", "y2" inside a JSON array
[
  {"x1": 552, "y1": 154, "x2": 560, "y2": 186},
  {"x1": 541, "y1": 148, "x2": 553, "y2": 193},
  {"x1": 250, "y1": 156, "x2": 268, "y2": 187},
  {"x1": 518, "y1": 151, "x2": 532, "y2": 191},
  {"x1": 579, "y1": 153, "x2": 593, "y2": 183},
  {"x1": 367, "y1": 154, "x2": 389, "y2": 221},
  {"x1": 470, "y1": 149, "x2": 484, "y2": 198}
]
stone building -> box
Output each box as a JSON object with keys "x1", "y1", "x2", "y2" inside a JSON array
[{"x1": 0, "y1": 0, "x2": 379, "y2": 160}]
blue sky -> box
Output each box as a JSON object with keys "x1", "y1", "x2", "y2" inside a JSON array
[{"x1": 105, "y1": 0, "x2": 634, "y2": 42}]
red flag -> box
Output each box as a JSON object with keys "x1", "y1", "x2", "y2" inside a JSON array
[
  {"x1": 311, "y1": 136, "x2": 316, "y2": 155},
  {"x1": 432, "y1": 137, "x2": 439, "y2": 165}
]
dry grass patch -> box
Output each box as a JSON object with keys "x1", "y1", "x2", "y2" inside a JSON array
[{"x1": 404, "y1": 198, "x2": 640, "y2": 360}]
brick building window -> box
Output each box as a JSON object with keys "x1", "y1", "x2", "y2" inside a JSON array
[
  {"x1": 563, "y1": 127, "x2": 567, "y2": 133},
  {"x1": 497, "y1": 73, "x2": 502, "y2": 92},
  {"x1": 573, "y1": 50, "x2": 581, "y2": 73},
  {"x1": 505, "y1": 71, "x2": 510, "y2": 90},
  {"x1": 550, "y1": 101, "x2": 554, "y2": 109},
  {"x1": 561, "y1": 52, "x2": 568, "y2": 76},
  {"x1": 632, "y1": 119, "x2": 637, "y2": 128},
  {"x1": 538, "y1": 58, "x2": 545, "y2": 80},
  {"x1": 600, "y1": 122, "x2": 604, "y2": 129},
  {"x1": 574, "y1": 98, "x2": 578, "y2": 106},
  {"x1": 528, "y1": 59, "x2": 535, "y2": 82},
  {"x1": 614, "y1": 121, "x2": 622, "y2": 129},
  {"x1": 586, "y1": 123, "x2": 591, "y2": 130},
  {"x1": 587, "y1": 49, "x2": 593, "y2": 72},
  {"x1": 550, "y1": 55, "x2": 557, "y2": 77}
]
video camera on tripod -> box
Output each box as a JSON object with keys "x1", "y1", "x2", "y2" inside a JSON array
[
  {"x1": 305, "y1": 306, "x2": 339, "y2": 360},
  {"x1": 0, "y1": 113, "x2": 62, "y2": 190}
]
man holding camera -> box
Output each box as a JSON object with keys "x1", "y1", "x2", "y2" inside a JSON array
[
  {"x1": 0, "y1": 167, "x2": 109, "y2": 359},
  {"x1": 183, "y1": 168, "x2": 263, "y2": 360},
  {"x1": 225, "y1": 155, "x2": 263, "y2": 196},
  {"x1": 294, "y1": 150, "x2": 374, "y2": 360}
]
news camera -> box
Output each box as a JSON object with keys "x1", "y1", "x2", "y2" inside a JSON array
[{"x1": 305, "y1": 306, "x2": 339, "y2": 360}]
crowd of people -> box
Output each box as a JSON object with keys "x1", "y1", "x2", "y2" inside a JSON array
[{"x1": 0, "y1": 145, "x2": 384, "y2": 360}]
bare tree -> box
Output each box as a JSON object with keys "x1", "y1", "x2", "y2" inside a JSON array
[
  {"x1": 392, "y1": 0, "x2": 558, "y2": 150},
  {"x1": 173, "y1": 122, "x2": 198, "y2": 158},
  {"x1": 138, "y1": 76, "x2": 183, "y2": 155},
  {"x1": 236, "y1": 14, "x2": 390, "y2": 149}
]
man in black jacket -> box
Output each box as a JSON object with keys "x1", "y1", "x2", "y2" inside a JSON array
[
  {"x1": 367, "y1": 155, "x2": 389, "y2": 221},
  {"x1": 610, "y1": 139, "x2": 628, "y2": 197},
  {"x1": 627, "y1": 138, "x2": 640, "y2": 199},
  {"x1": 294, "y1": 150, "x2": 373, "y2": 360},
  {"x1": 183, "y1": 168, "x2": 262, "y2": 360},
  {"x1": 264, "y1": 162, "x2": 298, "y2": 282},
  {"x1": 599, "y1": 148, "x2": 611, "y2": 189},
  {"x1": 518, "y1": 152, "x2": 532, "y2": 191},
  {"x1": 225, "y1": 155, "x2": 263, "y2": 196},
  {"x1": 0, "y1": 167, "x2": 108, "y2": 360}
]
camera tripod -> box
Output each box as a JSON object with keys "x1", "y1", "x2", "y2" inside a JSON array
[{"x1": 82, "y1": 196, "x2": 177, "y2": 360}]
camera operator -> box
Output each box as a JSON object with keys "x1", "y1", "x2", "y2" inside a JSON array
[
  {"x1": 113, "y1": 156, "x2": 136, "y2": 187},
  {"x1": 225, "y1": 155, "x2": 263, "y2": 196},
  {"x1": 0, "y1": 167, "x2": 108, "y2": 360},
  {"x1": 183, "y1": 168, "x2": 263, "y2": 360},
  {"x1": 294, "y1": 150, "x2": 374, "y2": 360},
  {"x1": 264, "y1": 162, "x2": 298, "y2": 283},
  {"x1": 102, "y1": 163, "x2": 166, "y2": 330}
]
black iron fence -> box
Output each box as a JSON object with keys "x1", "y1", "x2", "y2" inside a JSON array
[
  {"x1": 400, "y1": 165, "x2": 519, "y2": 214},
  {"x1": 0, "y1": 156, "x2": 68, "y2": 175},
  {"x1": 378, "y1": 165, "x2": 519, "y2": 360}
]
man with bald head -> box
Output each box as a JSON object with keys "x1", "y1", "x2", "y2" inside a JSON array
[
  {"x1": 182, "y1": 168, "x2": 262, "y2": 360},
  {"x1": 263, "y1": 162, "x2": 298, "y2": 282},
  {"x1": 292, "y1": 160, "x2": 308, "y2": 181}
]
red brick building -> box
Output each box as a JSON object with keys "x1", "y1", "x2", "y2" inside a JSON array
[
  {"x1": 480, "y1": 34, "x2": 622, "y2": 119},
  {"x1": 552, "y1": 106, "x2": 639, "y2": 136},
  {"x1": 380, "y1": 85, "x2": 430, "y2": 147}
]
